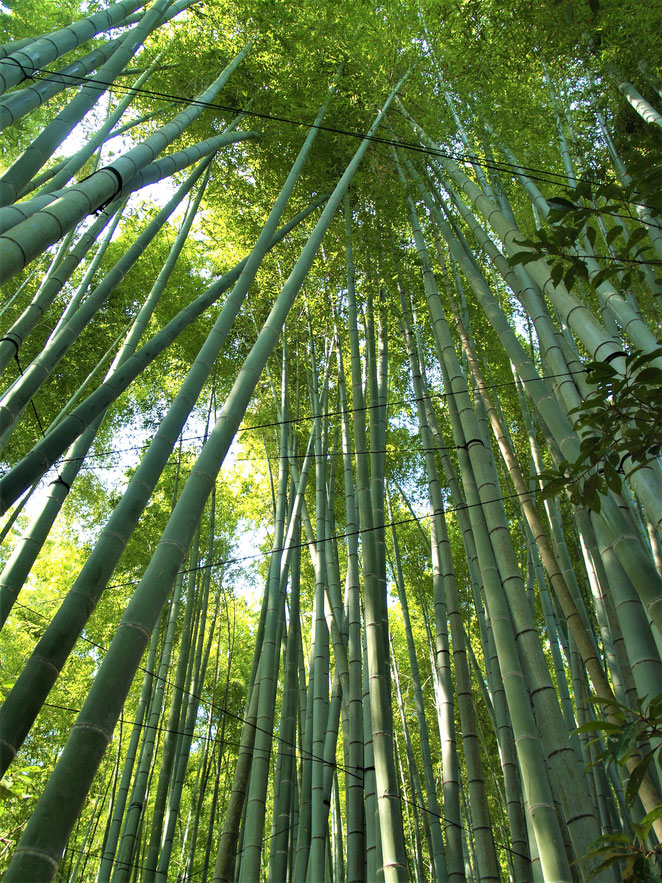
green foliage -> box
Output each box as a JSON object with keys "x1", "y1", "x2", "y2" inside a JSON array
[
  {"x1": 577, "y1": 693, "x2": 662, "y2": 878},
  {"x1": 537, "y1": 343, "x2": 662, "y2": 511},
  {"x1": 510, "y1": 126, "x2": 662, "y2": 295}
]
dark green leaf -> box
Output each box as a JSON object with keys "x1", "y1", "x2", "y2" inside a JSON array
[{"x1": 625, "y1": 752, "x2": 655, "y2": 808}]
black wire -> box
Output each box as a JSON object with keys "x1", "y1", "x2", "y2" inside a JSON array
[
  {"x1": 232, "y1": 369, "x2": 585, "y2": 435},
  {"x1": 6, "y1": 58, "x2": 662, "y2": 216},
  {"x1": 397, "y1": 793, "x2": 531, "y2": 864},
  {"x1": 235, "y1": 819, "x2": 300, "y2": 857},
  {"x1": 12, "y1": 353, "x2": 46, "y2": 439},
  {"x1": 30, "y1": 367, "x2": 585, "y2": 470},
  {"x1": 61, "y1": 816, "x2": 301, "y2": 881},
  {"x1": 14, "y1": 599, "x2": 364, "y2": 783},
  {"x1": 68, "y1": 441, "x2": 493, "y2": 474},
  {"x1": 41, "y1": 701, "x2": 356, "y2": 777}
]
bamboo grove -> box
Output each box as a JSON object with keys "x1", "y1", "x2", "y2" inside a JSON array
[{"x1": 1, "y1": 0, "x2": 662, "y2": 880}]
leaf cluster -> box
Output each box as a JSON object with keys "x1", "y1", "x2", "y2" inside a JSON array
[
  {"x1": 538, "y1": 344, "x2": 662, "y2": 510},
  {"x1": 577, "y1": 693, "x2": 662, "y2": 878},
  {"x1": 509, "y1": 127, "x2": 662, "y2": 297},
  {"x1": 513, "y1": 207, "x2": 660, "y2": 306}
]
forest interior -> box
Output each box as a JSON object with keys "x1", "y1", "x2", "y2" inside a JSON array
[{"x1": 1, "y1": 0, "x2": 662, "y2": 880}]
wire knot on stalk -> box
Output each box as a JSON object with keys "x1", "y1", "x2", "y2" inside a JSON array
[{"x1": 78, "y1": 166, "x2": 124, "y2": 215}]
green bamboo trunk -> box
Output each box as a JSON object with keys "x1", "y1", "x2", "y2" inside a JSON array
[
  {"x1": 0, "y1": 0, "x2": 174, "y2": 207},
  {"x1": 0, "y1": 0, "x2": 148, "y2": 95},
  {"x1": 0, "y1": 197, "x2": 325, "y2": 514},
  {"x1": 0, "y1": 159, "x2": 207, "y2": 445},
  {"x1": 0, "y1": 43, "x2": 253, "y2": 282},
  {"x1": 345, "y1": 189, "x2": 409, "y2": 882}
]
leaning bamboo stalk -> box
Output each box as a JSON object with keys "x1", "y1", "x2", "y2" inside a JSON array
[
  {"x1": 0, "y1": 39, "x2": 121, "y2": 133},
  {"x1": 0, "y1": 197, "x2": 325, "y2": 514},
  {"x1": 405, "y1": 149, "x2": 662, "y2": 637},
  {"x1": 397, "y1": 387, "x2": 532, "y2": 876},
  {"x1": 0, "y1": 158, "x2": 208, "y2": 445},
  {"x1": 14, "y1": 103, "x2": 167, "y2": 199},
  {"x1": 42, "y1": 52, "x2": 166, "y2": 195},
  {"x1": 112, "y1": 592, "x2": 183, "y2": 879},
  {"x1": 307, "y1": 354, "x2": 333, "y2": 882},
  {"x1": 0, "y1": 201, "x2": 123, "y2": 377},
  {"x1": 269, "y1": 523, "x2": 302, "y2": 881},
  {"x1": 420, "y1": 132, "x2": 662, "y2": 540},
  {"x1": 0, "y1": 43, "x2": 253, "y2": 281},
  {"x1": 293, "y1": 624, "x2": 316, "y2": 883},
  {"x1": 141, "y1": 523, "x2": 204, "y2": 883},
  {"x1": 428, "y1": 194, "x2": 662, "y2": 841},
  {"x1": 188, "y1": 564, "x2": 231, "y2": 881},
  {"x1": 0, "y1": 0, "x2": 148, "y2": 96},
  {"x1": 608, "y1": 66, "x2": 662, "y2": 130},
  {"x1": 211, "y1": 547, "x2": 280, "y2": 883},
  {"x1": 0, "y1": 0, "x2": 193, "y2": 136},
  {"x1": 0, "y1": 166, "x2": 207, "y2": 631},
  {"x1": 0, "y1": 152, "x2": 205, "y2": 623},
  {"x1": 449, "y1": 296, "x2": 614, "y2": 702},
  {"x1": 398, "y1": 105, "x2": 637, "y2": 366},
  {"x1": 155, "y1": 536, "x2": 220, "y2": 881},
  {"x1": 211, "y1": 683, "x2": 261, "y2": 883},
  {"x1": 0, "y1": 0, "x2": 174, "y2": 207},
  {"x1": 410, "y1": 314, "x2": 501, "y2": 883},
  {"x1": 109, "y1": 449, "x2": 188, "y2": 881},
  {"x1": 389, "y1": 638, "x2": 428, "y2": 883},
  {"x1": 361, "y1": 624, "x2": 382, "y2": 883},
  {"x1": 0, "y1": 127, "x2": 258, "y2": 240},
  {"x1": 591, "y1": 95, "x2": 662, "y2": 262},
  {"x1": 0, "y1": 36, "x2": 41, "y2": 61},
  {"x1": 0, "y1": 168, "x2": 325, "y2": 773},
  {"x1": 100, "y1": 596, "x2": 175, "y2": 882}
]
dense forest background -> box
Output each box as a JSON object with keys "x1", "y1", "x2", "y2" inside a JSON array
[{"x1": 1, "y1": 0, "x2": 662, "y2": 880}]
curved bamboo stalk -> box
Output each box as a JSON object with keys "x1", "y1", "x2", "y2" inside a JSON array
[
  {"x1": 0, "y1": 159, "x2": 207, "y2": 447},
  {"x1": 0, "y1": 0, "x2": 174, "y2": 207},
  {"x1": 0, "y1": 156, "x2": 323, "y2": 775}
]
